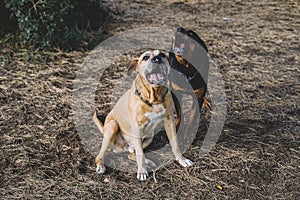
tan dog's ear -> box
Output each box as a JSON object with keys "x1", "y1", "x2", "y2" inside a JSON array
[
  {"x1": 127, "y1": 58, "x2": 138, "y2": 75},
  {"x1": 164, "y1": 53, "x2": 170, "y2": 64}
]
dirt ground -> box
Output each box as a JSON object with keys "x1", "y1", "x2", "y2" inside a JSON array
[{"x1": 1, "y1": 0, "x2": 299, "y2": 199}]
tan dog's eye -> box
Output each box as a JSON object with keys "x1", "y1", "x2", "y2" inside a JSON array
[{"x1": 142, "y1": 55, "x2": 150, "y2": 61}]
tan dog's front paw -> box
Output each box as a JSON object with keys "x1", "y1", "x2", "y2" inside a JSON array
[
  {"x1": 137, "y1": 167, "x2": 149, "y2": 181},
  {"x1": 177, "y1": 156, "x2": 193, "y2": 167},
  {"x1": 96, "y1": 165, "x2": 106, "y2": 174}
]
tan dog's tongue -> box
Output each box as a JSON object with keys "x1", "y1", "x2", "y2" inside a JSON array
[
  {"x1": 148, "y1": 73, "x2": 164, "y2": 83},
  {"x1": 149, "y1": 74, "x2": 158, "y2": 81}
]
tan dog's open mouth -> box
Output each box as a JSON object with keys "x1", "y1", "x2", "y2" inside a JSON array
[{"x1": 145, "y1": 66, "x2": 167, "y2": 85}]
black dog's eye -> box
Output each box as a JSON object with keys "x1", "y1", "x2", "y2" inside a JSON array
[{"x1": 143, "y1": 55, "x2": 150, "y2": 60}]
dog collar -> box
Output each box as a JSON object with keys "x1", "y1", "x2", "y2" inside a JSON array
[
  {"x1": 177, "y1": 69, "x2": 199, "y2": 82},
  {"x1": 135, "y1": 84, "x2": 168, "y2": 106},
  {"x1": 186, "y1": 71, "x2": 200, "y2": 81}
]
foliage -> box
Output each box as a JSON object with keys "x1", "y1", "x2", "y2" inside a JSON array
[{"x1": 4, "y1": 0, "x2": 108, "y2": 50}]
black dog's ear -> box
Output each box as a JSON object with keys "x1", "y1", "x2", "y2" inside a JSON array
[
  {"x1": 127, "y1": 58, "x2": 138, "y2": 75},
  {"x1": 177, "y1": 26, "x2": 186, "y2": 34},
  {"x1": 187, "y1": 30, "x2": 208, "y2": 52}
]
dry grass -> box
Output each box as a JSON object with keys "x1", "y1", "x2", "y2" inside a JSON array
[{"x1": 1, "y1": 0, "x2": 299, "y2": 199}]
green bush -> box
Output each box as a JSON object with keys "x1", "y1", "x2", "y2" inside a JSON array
[{"x1": 4, "y1": 0, "x2": 108, "y2": 50}]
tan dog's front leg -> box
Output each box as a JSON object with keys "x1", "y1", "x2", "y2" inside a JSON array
[
  {"x1": 131, "y1": 128, "x2": 148, "y2": 181},
  {"x1": 164, "y1": 114, "x2": 193, "y2": 167}
]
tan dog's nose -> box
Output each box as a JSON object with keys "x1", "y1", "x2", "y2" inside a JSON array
[
  {"x1": 151, "y1": 52, "x2": 166, "y2": 64},
  {"x1": 151, "y1": 55, "x2": 162, "y2": 64}
]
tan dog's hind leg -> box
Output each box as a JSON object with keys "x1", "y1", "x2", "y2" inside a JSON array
[
  {"x1": 95, "y1": 120, "x2": 118, "y2": 174},
  {"x1": 164, "y1": 115, "x2": 193, "y2": 167}
]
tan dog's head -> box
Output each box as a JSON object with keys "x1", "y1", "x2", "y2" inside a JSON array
[{"x1": 127, "y1": 50, "x2": 170, "y2": 86}]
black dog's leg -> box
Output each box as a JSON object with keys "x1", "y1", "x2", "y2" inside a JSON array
[
  {"x1": 197, "y1": 97, "x2": 204, "y2": 110},
  {"x1": 171, "y1": 91, "x2": 182, "y2": 131}
]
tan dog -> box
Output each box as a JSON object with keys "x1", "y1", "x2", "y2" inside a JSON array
[{"x1": 94, "y1": 50, "x2": 193, "y2": 181}]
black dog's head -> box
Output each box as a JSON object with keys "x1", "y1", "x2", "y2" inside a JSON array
[
  {"x1": 169, "y1": 27, "x2": 210, "y2": 88},
  {"x1": 172, "y1": 27, "x2": 208, "y2": 58}
]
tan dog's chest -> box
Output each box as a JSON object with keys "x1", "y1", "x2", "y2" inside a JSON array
[
  {"x1": 120, "y1": 103, "x2": 166, "y2": 153},
  {"x1": 141, "y1": 104, "x2": 166, "y2": 137}
]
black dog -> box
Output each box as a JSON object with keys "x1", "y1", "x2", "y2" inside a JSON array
[{"x1": 169, "y1": 27, "x2": 211, "y2": 130}]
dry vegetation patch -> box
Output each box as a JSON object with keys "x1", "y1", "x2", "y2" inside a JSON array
[{"x1": 1, "y1": 0, "x2": 299, "y2": 199}]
